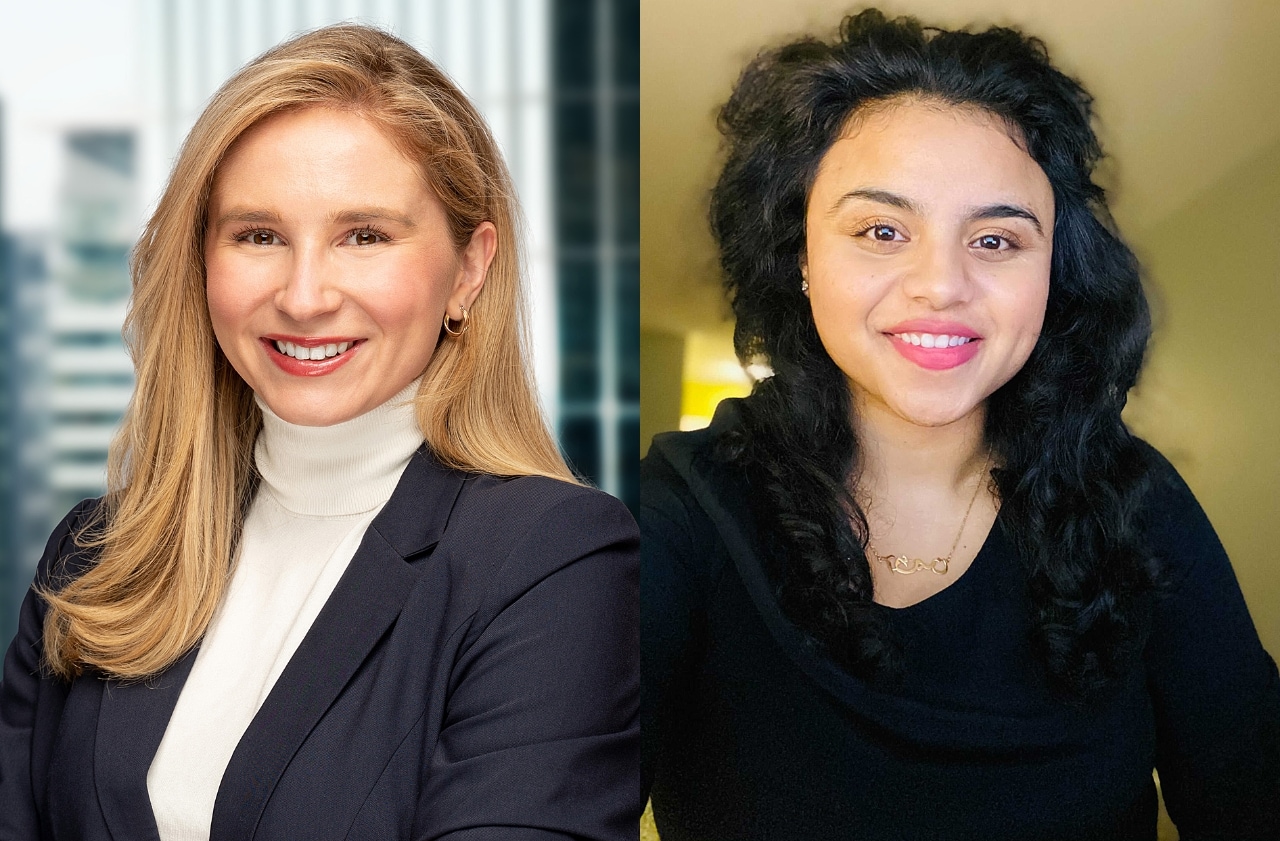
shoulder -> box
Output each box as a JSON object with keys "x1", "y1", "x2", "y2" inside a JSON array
[
  {"x1": 34, "y1": 497, "x2": 107, "y2": 589},
  {"x1": 452, "y1": 473, "x2": 637, "y2": 547},
  {"x1": 1129, "y1": 438, "x2": 1226, "y2": 591},
  {"x1": 8, "y1": 497, "x2": 105, "y2": 669},
  {"x1": 641, "y1": 400, "x2": 752, "y2": 589},
  {"x1": 645, "y1": 398, "x2": 745, "y2": 481},
  {"x1": 643, "y1": 397, "x2": 748, "y2": 506},
  {"x1": 441, "y1": 474, "x2": 637, "y2": 605},
  {"x1": 1131, "y1": 438, "x2": 1193, "y2": 501},
  {"x1": 1130, "y1": 438, "x2": 1209, "y2": 526}
]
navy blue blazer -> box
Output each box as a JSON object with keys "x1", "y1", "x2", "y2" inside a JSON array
[{"x1": 0, "y1": 448, "x2": 640, "y2": 840}]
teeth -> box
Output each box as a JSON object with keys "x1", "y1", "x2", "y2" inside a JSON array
[
  {"x1": 895, "y1": 333, "x2": 972, "y2": 348},
  {"x1": 272, "y1": 340, "x2": 357, "y2": 360}
]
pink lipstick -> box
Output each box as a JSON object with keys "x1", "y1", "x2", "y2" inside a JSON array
[{"x1": 884, "y1": 320, "x2": 981, "y2": 371}]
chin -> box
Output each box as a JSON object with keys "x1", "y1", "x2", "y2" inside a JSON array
[
  {"x1": 259, "y1": 392, "x2": 365, "y2": 427},
  {"x1": 890, "y1": 398, "x2": 981, "y2": 429}
]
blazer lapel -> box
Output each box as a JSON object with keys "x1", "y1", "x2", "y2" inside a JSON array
[
  {"x1": 209, "y1": 447, "x2": 468, "y2": 840},
  {"x1": 95, "y1": 648, "x2": 199, "y2": 841},
  {"x1": 367, "y1": 445, "x2": 471, "y2": 561}
]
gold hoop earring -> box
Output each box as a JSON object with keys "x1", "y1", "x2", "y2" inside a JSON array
[{"x1": 443, "y1": 304, "x2": 469, "y2": 337}]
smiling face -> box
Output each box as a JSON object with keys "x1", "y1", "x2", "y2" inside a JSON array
[
  {"x1": 803, "y1": 98, "x2": 1054, "y2": 432},
  {"x1": 205, "y1": 106, "x2": 496, "y2": 426}
]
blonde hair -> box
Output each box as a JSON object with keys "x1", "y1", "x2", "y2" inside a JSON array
[{"x1": 42, "y1": 24, "x2": 575, "y2": 680}]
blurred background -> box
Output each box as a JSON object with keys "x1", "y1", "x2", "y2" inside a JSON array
[
  {"x1": 0, "y1": 0, "x2": 639, "y2": 645},
  {"x1": 641, "y1": 0, "x2": 1280, "y2": 664}
]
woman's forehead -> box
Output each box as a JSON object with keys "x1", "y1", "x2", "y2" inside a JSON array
[
  {"x1": 205, "y1": 107, "x2": 439, "y2": 224},
  {"x1": 836, "y1": 95, "x2": 1029, "y2": 151},
  {"x1": 811, "y1": 97, "x2": 1053, "y2": 222}
]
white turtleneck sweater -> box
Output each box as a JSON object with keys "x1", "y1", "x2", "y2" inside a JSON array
[{"x1": 146, "y1": 380, "x2": 425, "y2": 841}]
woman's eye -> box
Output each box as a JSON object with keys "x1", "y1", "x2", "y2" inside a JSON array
[
  {"x1": 243, "y1": 230, "x2": 278, "y2": 246},
  {"x1": 857, "y1": 223, "x2": 905, "y2": 243},
  {"x1": 346, "y1": 230, "x2": 385, "y2": 246},
  {"x1": 973, "y1": 233, "x2": 1016, "y2": 251}
]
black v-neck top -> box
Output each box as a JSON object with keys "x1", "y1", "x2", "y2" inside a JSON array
[{"x1": 640, "y1": 400, "x2": 1280, "y2": 840}]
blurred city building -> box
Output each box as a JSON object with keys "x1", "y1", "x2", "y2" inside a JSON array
[
  {"x1": 554, "y1": 0, "x2": 640, "y2": 503},
  {"x1": 45, "y1": 130, "x2": 136, "y2": 530},
  {"x1": 0, "y1": 0, "x2": 639, "y2": 645},
  {"x1": 0, "y1": 100, "x2": 14, "y2": 637}
]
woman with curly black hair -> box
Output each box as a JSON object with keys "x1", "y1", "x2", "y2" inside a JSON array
[{"x1": 640, "y1": 9, "x2": 1280, "y2": 840}]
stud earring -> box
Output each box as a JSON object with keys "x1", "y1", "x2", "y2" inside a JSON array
[{"x1": 801, "y1": 279, "x2": 809, "y2": 294}]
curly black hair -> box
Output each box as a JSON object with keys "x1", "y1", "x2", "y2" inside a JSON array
[{"x1": 710, "y1": 9, "x2": 1157, "y2": 699}]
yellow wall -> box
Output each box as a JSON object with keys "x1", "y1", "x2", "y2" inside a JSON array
[
  {"x1": 640, "y1": 329, "x2": 685, "y2": 457},
  {"x1": 678, "y1": 329, "x2": 752, "y2": 432},
  {"x1": 1126, "y1": 136, "x2": 1280, "y2": 654}
]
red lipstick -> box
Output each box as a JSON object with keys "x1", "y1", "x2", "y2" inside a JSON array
[{"x1": 260, "y1": 336, "x2": 363, "y2": 377}]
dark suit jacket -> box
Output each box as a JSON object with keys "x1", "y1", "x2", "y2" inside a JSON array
[{"x1": 0, "y1": 447, "x2": 640, "y2": 840}]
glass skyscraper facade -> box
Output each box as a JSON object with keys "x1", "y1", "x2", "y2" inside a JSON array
[
  {"x1": 45, "y1": 130, "x2": 137, "y2": 526},
  {"x1": 0, "y1": 101, "x2": 15, "y2": 639},
  {"x1": 554, "y1": 0, "x2": 640, "y2": 505}
]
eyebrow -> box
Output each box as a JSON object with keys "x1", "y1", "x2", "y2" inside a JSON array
[
  {"x1": 830, "y1": 188, "x2": 1045, "y2": 236},
  {"x1": 330, "y1": 208, "x2": 417, "y2": 228},
  {"x1": 210, "y1": 207, "x2": 417, "y2": 229},
  {"x1": 969, "y1": 203, "x2": 1044, "y2": 236},
  {"x1": 212, "y1": 209, "x2": 282, "y2": 228},
  {"x1": 831, "y1": 188, "x2": 921, "y2": 216}
]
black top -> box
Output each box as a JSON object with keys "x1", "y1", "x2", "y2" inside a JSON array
[
  {"x1": 1, "y1": 447, "x2": 641, "y2": 840},
  {"x1": 640, "y1": 400, "x2": 1280, "y2": 841}
]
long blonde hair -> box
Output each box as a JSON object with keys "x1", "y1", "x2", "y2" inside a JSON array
[{"x1": 42, "y1": 24, "x2": 575, "y2": 680}]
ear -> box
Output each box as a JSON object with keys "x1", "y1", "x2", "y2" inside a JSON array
[
  {"x1": 449, "y1": 221, "x2": 497, "y2": 314},
  {"x1": 798, "y1": 253, "x2": 810, "y2": 297}
]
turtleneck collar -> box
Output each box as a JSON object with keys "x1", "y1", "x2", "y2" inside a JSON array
[{"x1": 254, "y1": 378, "x2": 425, "y2": 517}]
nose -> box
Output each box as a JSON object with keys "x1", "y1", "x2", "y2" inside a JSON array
[
  {"x1": 900, "y1": 240, "x2": 973, "y2": 310},
  {"x1": 274, "y1": 245, "x2": 342, "y2": 322}
]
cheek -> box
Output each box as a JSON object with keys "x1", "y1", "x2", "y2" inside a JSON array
[
  {"x1": 362, "y1": 264, "x2": 450, "y2": 357},
  {"x1": 997, "y1": 267, "x2": 1051, "y2": 359},
  {"x1": 368, "y1": 299, "x2": 435, "y2": 345},
  {"x1": 204, "y1": 258, "x2": 251, "y2": 344},
  {"x1": 809, "y1": 265, "x2": 885, "y2": 336},
  {"x1": 1019, "y1": 263, "x2": 1052, "y2": 332},
  {"x1": 380, "y1": 279, "x2": 436, "y2": 317},
  {"x1": 374, "y1": 264, "x2": 443, "y2": 324}
]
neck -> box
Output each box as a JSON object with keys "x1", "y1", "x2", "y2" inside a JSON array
[
  {"x1": 851, "y1": 392, "x2": 989, "y2": 499},
  {"x1": 254, "y1": 378, "x2": 425, "y2": 517}
]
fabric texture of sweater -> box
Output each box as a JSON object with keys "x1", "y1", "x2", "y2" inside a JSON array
[
  {"x1": 147, "y1": 379, "x2": 424, "y2": 841},
  {"x1": 640, "y1": 398, "x2": 1280, "y2": 841}
]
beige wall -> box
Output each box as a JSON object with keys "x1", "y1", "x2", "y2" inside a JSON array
[
  {"x1": 640, "y1": 1, "x2": 1280, "y2": 655},
  {"x1": 1126, "y1": 136, "x2": 1280, "y2": 653},
  {"x1": 640, "y1": 329, "x2": 685, "y2": 456}
]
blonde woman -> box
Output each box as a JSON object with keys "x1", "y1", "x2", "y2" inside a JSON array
[{"x1": 0, "y1": 25, "x2": 638, "y2": 841}]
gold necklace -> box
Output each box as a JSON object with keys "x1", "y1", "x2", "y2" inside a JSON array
[{"x1": 867, "y1": 455, "x2": 991, "y2": 576}]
